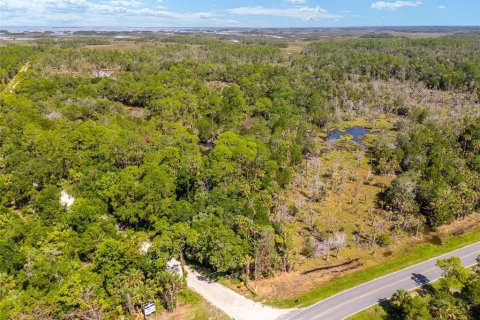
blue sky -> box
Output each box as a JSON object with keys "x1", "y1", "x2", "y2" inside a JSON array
[{"x1": 0, "y1": 1, "x2": 479, "y2": 27}]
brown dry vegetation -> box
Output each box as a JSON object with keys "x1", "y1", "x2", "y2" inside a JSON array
[
  {"x1": 155, "y1": 303, "x2": 228, "y2": 320},
  {"x1": 223, "y1": 80, "x2": 479, "y2": 302},
  {"x1": 224, "y1": 115, "x2": 403, "y2": 301},
  {"x1": 85, "y1": 40, "x2": 139, "y2": 50},
  {"x1": 343, "y1": 80, "x2": 480, "y2": 121},
  {"x1": 155, "y1": 292, "x2": 229, "y2": 320}
]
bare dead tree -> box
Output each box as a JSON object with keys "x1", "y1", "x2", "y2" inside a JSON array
[
  {"x1": 355, "y1": 150, "x2": 364, "y2": 168},
  {"x1": 324, "y1": 213, "x2": 339, "y2": 235},
  {"x1": 242, "y1": 255, "x2": 253, "y2": 291},
  {"x1": 368, "y1": 211, "x2": 384, "y2": 248},
  {"x1": 331, "y1": 232, "x2": 347, "y2": 255},
  {"x1": 326, "y1": 138, "x2": 335, "y2": 150},
  {"x1": 275, "y1": 202, "x2": 290, "y2": 223},
  {"x1": 308, "y1": 179, "x2": 327, "y2": 203},
  {"x1": 313, "y1": 232, "x2": 346, "y2": 262},
  {"x1": 125, "y1": 293, "x2": 135, "y2": 318},
  {"x1": 307, "y1": 208, "x2": 317, "y2": 231}
]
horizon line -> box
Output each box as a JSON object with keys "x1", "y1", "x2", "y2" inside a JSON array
[{"x1": 2, "y1": 25, "x2": 480, "y2": 30}]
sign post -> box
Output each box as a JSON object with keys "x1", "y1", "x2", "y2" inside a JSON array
[{"x1": 143, "y1": 302, "x2": 156, "y2": 318}]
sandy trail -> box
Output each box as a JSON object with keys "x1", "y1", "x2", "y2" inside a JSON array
[
  {"x1": 4, "y1": 62, "x2": 29, "y2": 93},
  {"x1": 186, "y1": 267, "x2": 293, "y2": 320},
  {"x1": 168, "y1": 259, "x2": 294, "y2": 320}
]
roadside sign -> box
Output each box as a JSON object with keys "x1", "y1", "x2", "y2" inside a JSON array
[{"x1": 144, "y1": 302, "x2": 156, "y2": 317}]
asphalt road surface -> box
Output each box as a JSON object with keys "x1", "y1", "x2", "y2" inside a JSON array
[{"x1": 282, "y1": 242, "x2": 480, "y2": 320}]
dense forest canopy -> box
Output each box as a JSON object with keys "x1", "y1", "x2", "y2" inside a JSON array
[{"x1": 0, "y1": 34, "x2": 479, "y2": 319}]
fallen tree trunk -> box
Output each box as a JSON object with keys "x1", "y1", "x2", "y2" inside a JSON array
[
  {"x1": 332, "y1": 262, "x2": 363, "y2": 275},
  {"x1": 301, "y1": 258, "x2": 360, "y2": 275}
]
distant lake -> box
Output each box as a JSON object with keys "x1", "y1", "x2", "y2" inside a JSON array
[{"x1": 328, "y1": 126, "x2": 372, "y2": 143}]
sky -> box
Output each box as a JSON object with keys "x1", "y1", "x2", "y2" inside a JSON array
[{"x1": 0, "y1": 0, "x2": 479, "y2": 28}]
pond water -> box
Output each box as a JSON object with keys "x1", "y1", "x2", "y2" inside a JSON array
[{"x1": 327, "y1": 126, "x2": 372, "y2": 143}]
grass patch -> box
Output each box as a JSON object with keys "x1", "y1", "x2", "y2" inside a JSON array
[
  {"x1": 346, "y1": 305, "x2": 387, "y2": 320},
  {"x1": 159, "y1": 289, "x2": 229, "y2": 320},
  {"x1": 347, "y1": 257, "x2": 479, "y2": 320},
  {"x1": 269, "y1": 227, "x2": 480, "y2": 308}
]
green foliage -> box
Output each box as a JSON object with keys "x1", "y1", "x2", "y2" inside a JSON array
[
  {"x1": 376, "y1": 122, "x2": 480, "y2": 227},
  {"x1": 305, "y1": 36, "x2": 480, "y2": 92},
  {"x1": 376, "y1": 234, "x2": 392, "y2": 247},
  {"x1": 1, "y1": 35, "x2": 479, "y2": 317},
  {"x1": 382, "y1": 256, "x2": 480, "y2": 320},
  {"x1": 190, "y1": 216, "x2": 248, "y2": 273},
  {"x1": 0, "y1": 46, "x2": 35, "y2": 85},
  {"x1": 390, "y1": 289, "x2": 412, "y2": 318},
  {"x1": 460, "y1": 118, "x2": 480, "y2": 171}
]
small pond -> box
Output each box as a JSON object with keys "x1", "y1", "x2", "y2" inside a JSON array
[{"x1": 327, "y1": 126, "x2": 372, "y2": 143}]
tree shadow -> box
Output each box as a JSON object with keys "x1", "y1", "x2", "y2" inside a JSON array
[
  {"x1": 185, "y1": 258, "x2": 223, "y2": 281},
  {"x1": 417, "y1": 283, "x2": 436, "y2": 296},
  {"x1": 377, "y1": 298, "x2": 397, "y2": 319},
  {"x1": 195, "y1": 274, "x2": 216, "y2": 284},
  {"x1": 411, "y1": 273, "x2": 430, "y2": 286},
  {"x1": 377, "y1": 281, "x2": 436, "y2": 320}
]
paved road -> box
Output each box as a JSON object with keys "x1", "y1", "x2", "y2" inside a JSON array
[
  {"x1": 283, "y1": 242, "x2": 480, "y2": 320},
  {"x1": 185, "y1": 242, "x2": 479, "y2": 320}
]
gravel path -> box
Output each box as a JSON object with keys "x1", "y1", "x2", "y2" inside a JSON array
[{"x1": 176, "y1": 261, "x2": 295, "y2": 320}]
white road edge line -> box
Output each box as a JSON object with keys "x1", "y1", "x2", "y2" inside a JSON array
[
  {"x1": 339, "y1": 259, "x2": 479, "y2": 320},
  {"x1": 285, "y1": 242, "x2": 480, "y2": 320}
]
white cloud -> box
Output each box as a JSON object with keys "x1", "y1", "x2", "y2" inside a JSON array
[
  {"x1": 0, "y1": 0, "x2": 233, "y2": 25},
  {"x1": 438, "y1": 5, "x2": 446, "y2": 9},
  {"x1": 109, "y1": 0, "x2": 142, "y2": 7},
  {"x1": 228, "y1": 6, "x2": 340, "y2": 21},
  {"x1": 371, "y1": 1, "x2": 422, "y2": 10},
  {"x1": 285, "y1": 0, "x2": 307, "y2": 4}
]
